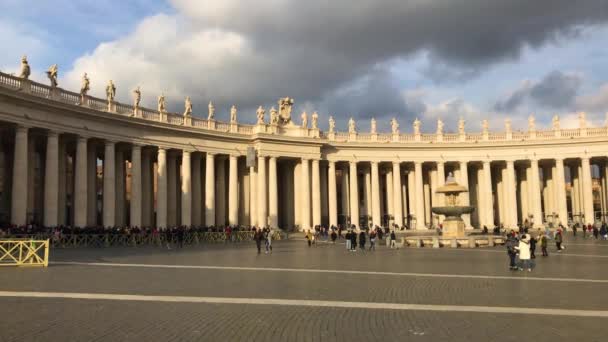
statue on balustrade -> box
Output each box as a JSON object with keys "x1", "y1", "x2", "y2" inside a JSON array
[
  {"x1": 348, "y1": 117, "x2": 356, "y2": 134},
  {"x1": 458, "y1": 117, "x2": 465, "y2": 135},
  {"x1": 505, "y1": 118, "x2": 512, "y2": 133},
  {"x1": 133, "y1": 86, "x2": 141, "y2": 108},
  {"x1": 482, "y1": 119, "x2": 489, "y2": 134},
  {"x1": 370, "y1": 118, "x2": 377, "y2": 134},
  {"x1": 578, "y1": 112, "x2": 587, "y2": 128},
  {"x1": 301, "y1": 111, "x2": 308, "y2": 128},
  {"x1": 80, "y1": 73, "x2": 90, "y2": 102},
  {"x1": 391, "y1": 118, "x2": 399, "y2": 134},
  {"x1": 208, "y1": 101, "x2": 215, "y2": 120},
  {"x1": 552, "y1": 115, "x2": 560, "y2": 130},
  {"x1": 312, "y1": 111, "x2": 319, "y2": 129},
  {"x1": 19, "y1": 56, "x2": 30, "y2": 79},
  {"x1": 256, "y1": 106, "x2": 266, "y2": 124},
  {"x1": 278, "y1": 97, "x2": 294, "y2": 124},
  {"x1": 270, "y1": 107, "x2": 279, "y2": 124},
  {"x1": 184, "y1": 97, "x2": 193, "y2": 117},
  {"x1": 158, "y1": 93, "x2": 166, "y2": 113},
  {"x1": 230, "y1": 105, "x2": 238, "y2": 123},
  {"x1": 46, "y1": 64, "x2": 58, "y2": 87},
  {"x1": 106, "y1": 80, "x2": 116, "y2": 104},
  {"x1": 528, "y1": 115, "x2": 536, "y2": 131},
  {"x1": 329, "y1": 116, "x2": 336, "y2": 133},
  {"x1": 413, "y1": 118, "x2": 420, "y2": 135},
  {"x1": 436, "y1": 118, "x2": 444, "y2": 135}
]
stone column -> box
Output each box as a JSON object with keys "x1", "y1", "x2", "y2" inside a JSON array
[
  {"x1": 482, "y1": 161, "x2": 494, "y2": 227},
  {"x1": 530, "y1": 159, "x2": 543, "y2": 228},
  {"x1": 11, "y1": 126, "x2": 28, "y2": 226},
  {"x1": 349, "y1": 161, "x2": 359, "y2": 229},
  {"x1": 249, "y1": 165, "x2": 257, "y2": 227},
  {"x1": 363, "y1": 167, "x2": 371, "y2": 218},
  {"x1": 506, "y1": 160, "x2": 518, "y2": 228},
  {"x1": 181, "y1": 150, "x2": 191, "y2": 226},
  {"x1": 156, "y1": 148, "x2": 167, "y2": 228},
  {"x1": 216, "y1": 158, "x2": 226, "y2": 226},
  {"x1": 328, "y1": 161, "x2": 338, "y2": 227},
  {"x1": 43, "y1": 131, "x2": 59, "y2": 227},
  {"x1": 73, "y1": 136, "x2": 88, "y2": 227},
  {"x1": 311, "y1": 159, "x2": 321, "y2": 228},
  {"x1": 340, "y1": 166, "x2": 349, "y2": 219},
  {"x1": 581, "y1": 157, "x2": 594, "y2": 224},
  {"x1": 268, "y1": 156, "x2": 278, "y2": 228},
  {"x1": 229, "y1": 155, "x2": 239, "y2": 226},
  {"x1": 436, "y1": 161, "x2": 445, "y2": 223},
  {"x1": 392, "y1": 162, "x2": 403, "y2": 228},
  {"x1": 301, "y1": 158, "x2": 310, "y2": 230},
  {"x1": 191, "y1": 154, "x2": 202, "y2": 226},
  {"x1": 258, "y1": 156, "x2": 268, "y2": 227},
  {"x1": 102, "y1": 141, "x2": 115, "y2": 228},
  {"x1": 204, "y1": 153, "x2": 215, "y2": 226},
  {"x1": 141, "y1": 151, "x2": 151, "y2": 227},
  {"x1": 414, "y1": 161, "x2": 425, "y2": 229},
  {"x1": 130, "y1": 145, "x2": 142, "y2": 227},
  {"x1": 370, "y1": 161, "x2": 381, "y2": 227},
  {"x1": 87, "y1": 144, "x2": 97, "y2": 226},
  {"x1": 167, "y1": 154, "x2": 177, "y2": 226},
  {"x1": 386, "y1": 168, "x2": 394, "y2": 223},
  {"x1": 458, "y1": 161, "x2": 471, "y2": 228},
  {"x1": 555, "y1": 158, "x2": 568, "y2": 226},
  {"x1": 115, "y1": 149, "x2": 126, "y2": 227}
]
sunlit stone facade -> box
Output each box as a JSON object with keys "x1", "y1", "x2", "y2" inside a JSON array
[{"x1": 1, "y1": 70, "x2": 607, "y2": 230}]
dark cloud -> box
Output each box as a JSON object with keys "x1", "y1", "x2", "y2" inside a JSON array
[{"x1": 494, "y1": 70, "x2": 582, "y2": 111}]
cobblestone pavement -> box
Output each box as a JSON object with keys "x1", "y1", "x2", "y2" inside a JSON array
[{"x1": 1, "y1": 234, "x2": 607, "y2": 341}]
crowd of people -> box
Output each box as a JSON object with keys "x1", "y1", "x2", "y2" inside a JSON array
[{"x1": 303, "y1": 225, "x2": 398, "y2": 252}]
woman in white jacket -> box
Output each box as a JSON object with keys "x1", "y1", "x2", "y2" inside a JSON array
[{"x1": 516, "y1": 234, "x2": 532, "y2": 272}]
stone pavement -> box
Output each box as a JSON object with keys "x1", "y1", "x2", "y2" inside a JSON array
[{"x1": 0, "y1": 234, "x2": 607, "y2": 341}]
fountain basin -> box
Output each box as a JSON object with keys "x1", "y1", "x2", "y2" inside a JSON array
[{"x1": 431, "y1": 206, "x2": 475, "y2": 219}]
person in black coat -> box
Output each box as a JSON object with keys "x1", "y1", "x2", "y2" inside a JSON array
[
  {"x1": 359, "y1": 231, "x2": 366, "y2": 250},
  {"x1": 350, "y1": 230, "x2": 357, "y2": 251}
]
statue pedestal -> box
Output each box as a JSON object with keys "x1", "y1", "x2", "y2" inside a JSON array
[
  {"x1": 441, "y1": 217, "x2": 466, "y2": 238},
  {"x1": 19, "y1": 79, "x2": 31, "y2": 93},
  {"x1": 254, "y1": 124, "x2": 266, "y2": 134}
]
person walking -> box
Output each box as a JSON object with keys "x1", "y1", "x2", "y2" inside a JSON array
[
  {"x1": 593, "y1": 225, "x2": 599, "y2": 239},
  {"x1": 265, "y1": 228, "x2": 273, "y2": 254},
  {"x1": 305, "y1": 230, "x2": 313, "y2": 247},
  {"x1": 529, "y1": 233, "x2": 537, "y2": 259},
  {"x1": 600, "y1": 223, "x2": 608, "y2": 240},
  {"x1": 369, "y1": 229, "x2": 376, "y2": 251},
  {"x1": 506, "y1": 232, "x2": 518, "y2": 270},
  {"x1": 359, "y1": 230, "x2": 366, "y2": 250},
  {"x1": 555, "y1": 229, "x2": 563, "y2": 252},
  {"x1": 345, "y1": 230, "x2": 352, "y2": 250},
  {"x1": 540, "y1": 233, "x2": 549, "y2": 256},
  {"x1": 390, "y1": 230, "x2": 396, "y2": 249},
  {"x1": 572, "y1": 223, "x2": 578, "y2": 236},
  {"x1": 350, "y1": 230, "x2": 357, "y2": 252},
  {"x1": 254, "y1": 228, "x2": 264, "y2": 254},
  {"x1": 516, "y1": 234, "x2": 532, "y2": 271}
]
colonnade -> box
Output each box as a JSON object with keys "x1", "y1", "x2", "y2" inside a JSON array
[{"x1": 0, "y1": 124, "x2": 605, "y2": 230}]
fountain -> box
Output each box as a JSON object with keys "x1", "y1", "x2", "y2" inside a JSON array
[{"x1": 431, "y1": 173, "x2": 475, "y2": 238}]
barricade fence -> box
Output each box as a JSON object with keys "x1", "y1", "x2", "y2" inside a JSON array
[
  {"x1": 0, "y1": 240, "x2": 49, "y2": 266},
  {"x1": 2, "y1": 231, "x2": 285, "y2": 249}
]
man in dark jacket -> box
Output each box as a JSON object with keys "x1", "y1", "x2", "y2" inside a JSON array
[
  {"x1": 359, "y1": 230, "x2": 366, "y2": 250},
  {"x1": 506, "y1": 232, "x2": 518, "y2": 270},
  {"x1": 350, "y1": 230, "x2": 357, "y2": 251}
]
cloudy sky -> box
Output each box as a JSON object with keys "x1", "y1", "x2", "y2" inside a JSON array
[{"x1": 1, "y1": 0, "x2": 608, "y2": 132}]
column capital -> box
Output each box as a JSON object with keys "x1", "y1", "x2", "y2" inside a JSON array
[
  {"x1": 47, "y1": 130, "x2": 60, "y2": 138},
  {"x1": 157, "y1": 147, "x2": 167, "y2": 153},
  {"x1": 104, "y1": 140, "x2": 116, "y2": 146},
  {"x1": 392, "y1": 160, "x2": 401, "y2": 166}
]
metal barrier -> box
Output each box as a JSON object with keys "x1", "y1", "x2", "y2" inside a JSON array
[
  {"x1": 3, "y1": 231, "x2": 285, "y2": 249},
  {"x1": 0, "y1": 240, "x2": 49, "y2": 267}
]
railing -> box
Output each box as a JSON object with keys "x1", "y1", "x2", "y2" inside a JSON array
[
  {"x1": 2, "y1": 70, "x2": 608, "y2": 144},
  {"x1": 0, "y1": 240, "x2": 49, "y2": 267}
]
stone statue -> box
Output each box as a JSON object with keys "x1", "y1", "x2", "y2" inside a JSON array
[
  {"x1": 413, "y1": 118, "x2": 421, "y2": 135},
  {"x1": 528, "y1": 115, "x2": 536, "y2": 131},
  {"x1": 370, "y1": 118, "x2": 377, "y2": 134},
  {"x1": 505, "y1": 118, "x2": 512, "y2": 133},
  {"x1": 230, "y1": 105, "x2": 238, "y2": 123},
  {"x1": 458, "y1": 117, "x2": 465, "y2": 135},
  {"x1": 158, "y1": 93, "x2": 166, "y2": 113},
  {"x1": 329, "y1": 116, "x2": 336, "y2": 133},
  {"x1": 436, "y1": 118, "x2": 444, "y2": 135},
  {"x1": 311, "y1": 111, "x2": 319, "y2": 129},
  {"x1": 301, "y1": 111, "x2": 308, "y2": 128},
  {"x1": 482, "y1": 119, "x2": 489, "y2": 133},
  {"x1": 106, "y1": 80, "x2": 116, "y2": 103},
  {"x1": 256, "y1": 106, "x2": 266, "y2": 124},
  {"x1": 208, "y1": 101, "x2": 215, "y2": 120},
  {"x1": 578, "y1": 112, "x2": 587, "y2": 128},
  {"x1": 184, "y1": 97, "x2": 193, "y2": 117},
  {"x1": 391, "y1": 118, "x2": 399, "y2": 134},
  {"x1": 133, "y1": 86, "x2": 141, "y2": 108},
  {"x1": 270, "y1": 106, "x2": 279, "y2": 124},
  {"x1": 46, "y1": 64, "x2": 58, "y2": 87},
  {"x1": 348, "y1": 117, "x2": 356, "y2": 134},
  {"x1": 80, "y1": 73, "x2": 90, "y2": 98},
  {"x1": 446, "y1": 172, "x2": 456, "y2": 183},
  {"x1": 278, "y1": 97, "x2": 294, "y2": 124},
  {"x1": 552, "y1": 115, "x2": 560, "y2": 130},
  {"x1": 19, "y1": 56, "x2": 30, "y2": 79}
]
